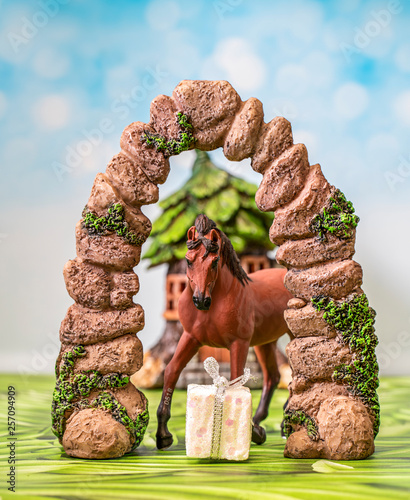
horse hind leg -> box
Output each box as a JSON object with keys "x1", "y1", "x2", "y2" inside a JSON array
[{"x1": 252, "y1": 342, "x2": 281, "y2": 445}]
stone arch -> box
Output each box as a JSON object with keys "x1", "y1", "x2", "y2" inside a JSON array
[{"x1": 52, "y1": 80, "x2": 378, "y2": 460}]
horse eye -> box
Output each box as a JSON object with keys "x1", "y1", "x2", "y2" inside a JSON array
[
  {"x1": 212, "y1": 257, "x2": 219, "y2": 269},
  {"x1": 186, "y1": 258, "x2": 193, "y2": 268}
]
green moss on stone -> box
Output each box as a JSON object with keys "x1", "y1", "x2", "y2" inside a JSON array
[
  {"x1": 283, "y1": 410, "x2": 319, "y2": 441},
  {"x1": 51, "y1": 346, "x2": 148, "y2": 449},
  {"x1": 82, "y1": 202, "x2": 144, "y2": 246},
  {"x1": 311, "y1": 293, "x2": 380, "y2": 436},
  {"x1": 91, "y1": 392, "x2": 149, "y2": 448},
  {"x1": 310, "y1": 189, "x2": 360, "y2": 242},
  {"x1": 141, "y1": 112, "x2": 195, "y2": 157}
]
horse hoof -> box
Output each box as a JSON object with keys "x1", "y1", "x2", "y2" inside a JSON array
[
  {"x1": 252, "y1": 424, "x2": 266, "y2": 445},
  {"x1": 156, "y1": 433, "x2": 173, "y2": 450}
]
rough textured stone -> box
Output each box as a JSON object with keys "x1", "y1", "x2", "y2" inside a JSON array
[
  {"x1": 251, "y1": 117, "x2": 293, "y2": 174},
  {"x1": 172, "y1": 80, "x2": 241, "y2": 150},
  {"x1": 110, "y1": 270, "x2": 140, "y2": 309},
  {"x1": 125, "y1": 206, "x2": 152, "y2": 241},
  {"x1": 105, "y1": 153, "x2": 159, "y2": 207},
  {"x1": 59, "y1": 334, "x2": 143, "y2": 375},
  {"x1": 75, "y1": 221, "x2": 142, "y2": 271},
  {"x1": 61, "y1": 382, "x2": 147, "y2": 459},
  {"x1": 76, "y1": 382, "x2": 147, "y2": 425},
  {"x1": 287, "y1": 297, "x2": 307, "y2": 309},
  {"x1": 256, "y1": 144, "x2": 310, "y2": 212},
  {"x1": 120, "y1": 121, "x2": 170, "y2": 184},
  {"x1": 284, "y1": 260, "x2": 363, "y2": 301},
  {"x1": 87, "y1": 173, "x2": 118, "y2": 212},
  {"x1": 110, "y1": 382, "x2": 147, "y2": 421},
  {"x1": 223, "y1": 98, "x2": 264, "y2": 161},
  {"x1": 60, "y1": 303, "x2": 144, "y2": 345},
  {"x1": 87, "y1": 174, "x2": 152, "y2": 241},
  {"x1": 317, "y1": 396, "x2": 375, "y2": 460},
  {"x1": 63, "y1": 258, "x2": 111, "y2": 310},
  {"x1": 287, "y1": 382, "x2": 349, "y2": 420},
  {"x1": 284, "y1": 303, "x2": 336, "y2": 338},
  {"x1": 286, "y1": 337, "x2": 352, "y2": 391},
  {"x1": 269, "y1": 164, "x2": 332, "y2": 245},
  {"x1": 284, "y1": 429, "x2": 323, "y2": 459},
  {"x1": 149, "y1": 94, "x2": 180, "y2": 140},
  {"x1": 63, "y1": 408, "x2": 132, "y2": 459},
  {"x1": 276, "y1": 232, "x2": 356, "y2": 268}
]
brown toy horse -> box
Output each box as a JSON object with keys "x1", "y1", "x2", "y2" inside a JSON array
[{"x1": 156, "y1": 215, "x2": 293, "y2": 450}]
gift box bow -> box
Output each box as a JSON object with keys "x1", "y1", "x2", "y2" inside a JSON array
[{"x1": 204, "y1": 356, "x2": 254, "y2": 390}]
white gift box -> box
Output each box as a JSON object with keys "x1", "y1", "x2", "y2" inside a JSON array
[{"x1": 185, "y1": 358, "x2": 253, "y2": 461}]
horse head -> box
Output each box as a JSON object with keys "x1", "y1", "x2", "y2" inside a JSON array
[
  {"x1": 185, "y1": 215, "x2": 251, "y2": 310},
  {"x1": 185, "y1": 215, "x2": 222, "y2": 311}
]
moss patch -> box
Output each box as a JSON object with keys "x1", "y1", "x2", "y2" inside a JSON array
[
  {"x1": 141, "y1": 112, "x2": 195, "y2": 157},
  {"x1": 283, "y1": 410, "x2": 319, "y2": 441},
  {"x1": 82, "y1": 202, "x2": 145, "y2": 246},
  {"x1": 312, "y1": 293, "x2": 380, "y2": 436},
  {"x1": 91, "y1": 392, "x2": 149, "y2": 448},
  {"x1": 51, "y1": 346, "x2": 148, "y2": 449},
  {"x1": 310, "y1": 189, "x2": 359, "y2": 242}
]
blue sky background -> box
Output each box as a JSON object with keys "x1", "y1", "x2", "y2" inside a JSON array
[{"x1": 0, "y1": 0, "x2": 409, "y2": 375}]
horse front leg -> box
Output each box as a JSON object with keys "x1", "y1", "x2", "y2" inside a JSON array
[
  {"x1": 156, "y1": 331, "x2": 200, "y2": 450},
  {"x1": 229, "y1": 338, "x2": 250, "y2": 379}
]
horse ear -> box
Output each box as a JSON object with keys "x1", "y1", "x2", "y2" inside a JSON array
[
  {"x1": 187, "y1": 226, "x2": 196, "y2": 241},
  {"x1": 209, "y1": 229, "x2": 221, "y2": 244}
]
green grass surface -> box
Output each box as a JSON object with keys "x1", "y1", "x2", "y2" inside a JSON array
[{"x1": 0, "y1": 375, "x2": 409, "y2": 500}]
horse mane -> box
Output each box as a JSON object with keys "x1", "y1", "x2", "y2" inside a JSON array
[{"x1": 187, "y1": 214, "x2": 251, "y2": 287}]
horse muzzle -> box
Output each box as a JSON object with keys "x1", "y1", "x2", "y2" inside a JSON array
[{"x1": 192, "y1": 293, "x2": 212, "y2": 311}]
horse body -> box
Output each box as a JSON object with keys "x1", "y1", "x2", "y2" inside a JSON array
[
  {"x1": 156, "y1": 215, "x2": 293, "y2": 450},
  {"x1": 178, "y1": 266, "x2": 291, "y2": 349}
]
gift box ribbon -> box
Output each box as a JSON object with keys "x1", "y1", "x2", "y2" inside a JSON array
[{"x1": 203, "y1": 357, "x2": 254, "y2": 459}]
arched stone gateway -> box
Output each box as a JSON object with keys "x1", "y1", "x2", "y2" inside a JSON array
[{"x1": 52, "y1": 80, "x2": 379, "y2": 460}]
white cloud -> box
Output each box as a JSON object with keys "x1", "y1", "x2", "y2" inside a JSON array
[
  {"x1": 365, "y1": 133, "x2": 400, "y2": 167},
  {"x1": 336, "y1": 0, "x2": 361, "y2": 13},
  {"x1": 323, "y1": 19, "x2": 353, "y2": 52},
  {"x1": 292, "y1": 129, "x2": 319, "y2": 160},
  {"x1": 78, "y1": 141, "x2": 118, "y2": 176},
  {"x1": 276, "y1": 64, "x2": 308, "y2": 97},
  {"x1": 275, "y1": 52, "x2": 335, "y2": 101},
  {"x1": 31, "y1": 94, "x2": 71, "y2": 129},
  {"x1": 393, "y1": 90, "x2": 410, "y2": 126},
  {"x1": 395, "y1": 43, "x2": 410, "y2": 73},
  {"x1": 32, "y1": 47, "x2": 70, "y2": 79},
  {"x1": 145, "y1": 0, "x2": 181, "y2": 31},
  {"x1": 202, "y1": 38, "x2": 266, "y2": 93},
  {"x1": 303, "y1": 52, "x2": 336, "y2": 88},
  {"x1": 0, "y1": 91, "x2": 7, "y2": 119},
  {"x1": 274, "y1": 0, "x2": 324, "y2": 43},
  {"x1": 4, "y1": 137, "x2": 38, "y2": 165},
  {"x1": 271, "y1": 99, "x2": 302, "y2": 122},
  {"x1": 162, "y1": 29, "x2": 201, "y2": 75},
  {"x1": 333, "y1": 82, "x2": 369, "y2": 120}
]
